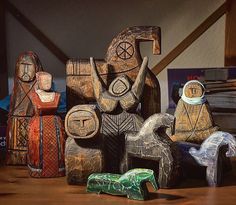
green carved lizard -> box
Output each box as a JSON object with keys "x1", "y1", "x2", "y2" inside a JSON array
[{"x1": 86, "y1": 168, "x2": 159, "y2": 200}]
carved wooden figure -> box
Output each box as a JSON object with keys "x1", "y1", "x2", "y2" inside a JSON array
[
  {"x1": 90, "y1": 56, "x2": 148, "y2": 113},
  {"x1": 177, "y1": 141, "x2": 231, "y2": 182},
  {"x1": 121, "y1": 113, "x2": 182, "y2": 188},
  {"x1": 66, "y1": 26, "x2": 161, "y2": 118},
  {"x1": 189, "y1": 131, "x2": 236, "y2": 186},
  {"x1": 171, "y1": 80, "x2": 218, "y2": 144},
  {"x1": 90, "y1": 57, "x2": 146, "y2": 173},
  {"x1": 7, "y1": 51, "x2": 43, "y2": 165},
  {"x1": 65, "y1": 105, "x2": 103, "y2": 184},
  {"x1": 28, "y1": 72, "x2": 65, "y2": 178},
  {"x1": 87, "y1": 168, "x2": 159, "y2": 201}
]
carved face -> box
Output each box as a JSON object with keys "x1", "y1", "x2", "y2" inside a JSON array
[
  {"x1": 108, "y1": 75, "x2": 131, "y2": 97},
  {"x1": 36, "y1": 72, "x2": 52, "y2": 91},
  {"x1": 65, "y1": 105, "x2": 101, "y2": 139},
  {"x1": 184, "y1": 82, "x2": 204, "y2": 98},
  {"x1": 17, "y1": 56, "x2": 36, "y2": 82}
]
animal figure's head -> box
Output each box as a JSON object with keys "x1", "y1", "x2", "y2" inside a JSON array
[
  {"x1": 220, "y1": 132, "x2": 236, "y2": 158},
  {"x1": 189, "y1": 147, "x2": 210, "y2": 166},
  {"x1": 226, "y1": 147, "x2": 236, "y2": 158},
  {"x1": 119, "y1": 168, "x2": 159, "y2": 192},
  {"x1": 139, "y1": 113, "x2": 175, "y2": 138},
  {"x1": 189, "y1": 131, "x2": 236, "y2": 166}
]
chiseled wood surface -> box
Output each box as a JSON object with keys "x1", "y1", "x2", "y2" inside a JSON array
[{"x1": 1, "y1": 163, "x2": 236, "y2": 205}]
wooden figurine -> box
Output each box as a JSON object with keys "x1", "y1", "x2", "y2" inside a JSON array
[
  {"x1": 28, "y1": 72, "x2": 65, "y2": 178},
  {"x1": 171, "y1": 80, "x2": 219, "y2": 144},
  {"x1": 87, "y1": 168, "x2": 158, "y2": 201},
  {"x1": 65, "y1": 104, "x2": 101, "y2": 139},
  {"x1": 121, "y1": 113, "x2": 182, "y2": 188},
  {"x1": 66, "y1": 26, "x2": 161, "y2": 119},
  {"x1": 90, "y1": 56, "x2": 148, "y2": 113},
  {"x1": 65, "y1": 105, "x2": 103, "y2": 184},
  {"x1": 6, "y1": 51, "x2": 43, "y2": 165},
  {"x1": 189, "y1": 131, "x2": 236, "y2": 186},
  {"x1": 90, "y1": 57, "x2": 146, "y2": 173}
]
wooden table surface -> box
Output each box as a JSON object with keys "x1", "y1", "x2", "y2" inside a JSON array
[{"x1": 0, "y1": 163, "x2": 236, "y2": 205}]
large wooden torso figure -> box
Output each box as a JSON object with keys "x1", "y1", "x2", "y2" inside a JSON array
[
  {"x1": 28, "y1": 72, "x2": 65, "y2": 178},
  {"x1": 66, "y1": 26, "x2": 161, "y2": 119},
  {"x1": 6, "y1": 51, "x2": 43, "y2": 165},
  {"x1": 171, "y1": 80, "x2": 219, "y2": 144},
  {"x1": 90, "y1": 57, "x2": 149, "y2": 173}
]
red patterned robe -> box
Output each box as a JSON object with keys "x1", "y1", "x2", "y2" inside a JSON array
[{"x1": 28, "y1": 92, "x2": 65, "y2": 178}]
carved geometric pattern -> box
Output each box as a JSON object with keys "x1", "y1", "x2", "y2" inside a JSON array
[
  {"x1": 101, "y1": 111, "x2": 142, "y2": 173},
  {"x1": 116, "y1": 41, "x2": 134, "y2": 60},
  {"x1": 41, "y1": 116, "x2": 59, "y2": 177},
  {"x1": 16, "y1": 118, "x2": 29, "y2": 148}
]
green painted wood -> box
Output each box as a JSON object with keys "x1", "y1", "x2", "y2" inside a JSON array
[{"x1": 87, "y1": 168, "x2": 158, "y2": 201}]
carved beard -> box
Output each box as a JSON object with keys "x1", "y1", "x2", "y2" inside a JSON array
[
  {"x1": 18, "y1": 63, "x2": 36, "y2": 82},
  {"x1": 90, "y1": 57, "x2": 148, "y2": 113}
]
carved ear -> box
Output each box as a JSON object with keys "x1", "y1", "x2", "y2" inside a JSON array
[
  {"x1": 90, "y1": 57, "x2": 117, "y2": 112},
  {"x1": 131, "y1": 56, "x2": 148, "y2": 101}
]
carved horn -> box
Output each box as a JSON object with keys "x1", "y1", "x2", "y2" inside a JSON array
[
  {"x1": 131, "y1": 56, "x2": 148, "y2": 101},
  {"x1": 90, "y1": 57, "x2": 117, "y2": 112},
  {"x1": 90, "y1": 57, "x2": 106, "y2": 97}
]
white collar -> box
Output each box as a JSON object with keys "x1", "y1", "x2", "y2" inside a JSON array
[{"x1": 36, "y1": 89, "x2": 55, "y2": 103}]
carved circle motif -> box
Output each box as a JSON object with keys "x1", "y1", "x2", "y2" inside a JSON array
[
  {"x1": 65, "y1": 105, "x2": 101, "y2": 139},
  {"x1": 184, "y1": 82, "x2": 204, "y2": 98},
  {"x1": 116, "y1": 41, "x2": 134, "y2": 60}
]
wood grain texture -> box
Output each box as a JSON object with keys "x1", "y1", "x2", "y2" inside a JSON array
[
  {"x1": 65, "y1": 137, "x2": 103, "y2": 185},
  {"x1": 6, "y1": 51, "x2": 43, "y2": 165},
  {"x1": 171, "y1": 99, "x2": 219, "y2": 144},
  {"x1": 1, "y1": 165, "x2": 236, "y2": 205},
  {"x1": 90, "y1": 57, "x2": 148, "y2": 113},
  {"x1": 66, "y1": 59, "x2": 108, "y2": 110},
  {"x1": 65, "y1": 105, "x2": 101, "y2": 139},
  {"x1": 184, "y1": 82, "x2": 204, "y2": 98},
  {"x1": 122, "y1": 113, "x2": 181, "y2": 188},
  {"x1": 65, "y1": 105, "x2": 103, "y2": 184},
  {"x1": 66, "y1": 26, "x2": 161, "y2": 118}
]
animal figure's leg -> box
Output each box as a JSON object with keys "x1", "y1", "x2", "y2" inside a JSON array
[
  {"x1": 206, "y1": 155, "x2": 223, "y2": 187},
  {"x1": 221, "y1": 145, "x2": 232, "y2": 172},
  {"x1": 119, "y1": 151, "x2": 129, "y2": 173},
  {"x1": 87, "y1": 179, "x2": 102, "y2": 194},
  {"x1": 159, "y1": 151, "x2": 174, "y2": 188},
  {"x1": 126, "y1": 187, "x2": 145, "y2": 201}
]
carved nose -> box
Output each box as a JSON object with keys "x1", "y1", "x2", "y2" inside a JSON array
[{"x1": 78, "y1": 119, "x2": 85, "y2": 128}]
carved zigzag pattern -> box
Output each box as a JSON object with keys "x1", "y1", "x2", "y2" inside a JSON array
[{"x1": 101, "y1": 111, "x2": 140, "y2": 172}]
